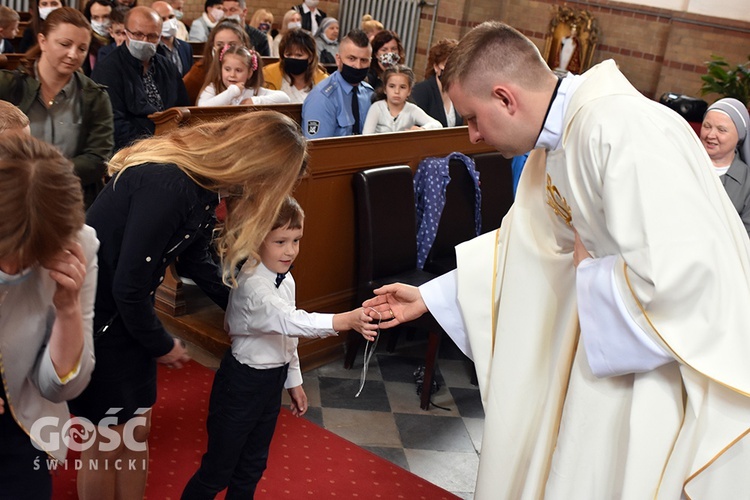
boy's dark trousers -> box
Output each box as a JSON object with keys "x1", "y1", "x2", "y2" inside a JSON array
[{"x1": 182, "y1": 350, "x2": 289, "y2": 499}]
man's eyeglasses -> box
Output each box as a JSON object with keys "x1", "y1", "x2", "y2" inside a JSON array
[{"x1": 126, "y1": 28, "x2": 160, "y2": 43}]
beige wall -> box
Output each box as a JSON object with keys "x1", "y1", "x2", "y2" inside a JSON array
[{"x1": 180, "y1": 0, "x2": 749, "y2": 102}]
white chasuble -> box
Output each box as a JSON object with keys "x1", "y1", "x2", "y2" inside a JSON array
[{"x1": 454, "y1": 60, "x2": 750, "y2": 499}]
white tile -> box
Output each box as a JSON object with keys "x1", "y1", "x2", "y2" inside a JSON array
[
  {"x1": 384, "y1": 381, "x2": 458, "y2": 415},
  {"x1": 404, "y1": 448, "x2": 479, "y2": 494},
  {"x1": 462, "y1": 417, "x2": 484, "y2": 453},
  {"x1": 321, "y1": 408, "x2": 401, "y2": 448},
  {"x1": 308, "y1": 358, "x2": 383, "y2": 381}
]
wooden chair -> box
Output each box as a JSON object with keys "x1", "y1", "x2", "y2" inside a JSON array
[{"x1": 349, "y1": 165, "x2": 442, "y2": 410}]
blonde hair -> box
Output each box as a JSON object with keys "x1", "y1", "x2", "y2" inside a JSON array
[
  {"x1": 0, "y1": 134, "x2": 84, "y2": 264},
  {"x1": 360, "y1": 14, "x2": 382, "y2": 36},
  {"x1": 108, "y1": 111, "x2": 308, "y2": 285},
  {"x1": 442, "y1": 21, "x2": 551, "y2": 94},
  {"x1": 0, "y1": 101, "x2": 30, "y2": 132},
  {"x1": 279, "y1": 9, "x2": 299, "y2": 34},
  {"x1": 249, "y1": 8, "x2": 272, "y2": 28}
]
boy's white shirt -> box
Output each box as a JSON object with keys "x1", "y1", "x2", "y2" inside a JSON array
[{"x1": 225, "y1": 261, "x2": 337, "y2": 389}]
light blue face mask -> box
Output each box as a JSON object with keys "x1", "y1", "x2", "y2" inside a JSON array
[{"x1": 0, "y1": 266, "x2": 33, "y2": 286}]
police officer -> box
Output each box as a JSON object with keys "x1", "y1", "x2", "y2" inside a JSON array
[{"x1": 302, "y1": 29, "x2": 373, "y2": 138}]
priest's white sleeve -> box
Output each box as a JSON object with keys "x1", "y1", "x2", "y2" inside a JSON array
[
  {"x1": 576, "y1": 255, "x2": 673, "y2": 377},
  {"x1": 419, "y1": 270, "x2": 474, "y2": 360}
]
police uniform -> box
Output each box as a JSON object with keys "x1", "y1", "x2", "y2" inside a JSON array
[{"x1": 302, "y1": 70, "x2": 373, "y2": 139}]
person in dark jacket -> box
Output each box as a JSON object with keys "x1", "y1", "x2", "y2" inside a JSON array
[
  {"x1": 153, "y1": 0, "x2": 192, "y2": 76},
  {"x1": 291, "y1": 0, "x2": 325, "y2": 34},
  {"x1": 18, "y1": 0, "x2": 64, "y2": 52},
  {"x1": 92, "y1": 6, "x2": 188, "y2": 150},
  {"x1": 81, "y1": 0, "x2": 115, "y2": 76},
  {"x1": 411, "y1": 38, "x2": 463, "y2": 128},
  {"x1": 69, "y1": 110, "x2": 308, "y2": 500},
  {"x1": 0, "y1": 7, "x2": 113, "y2": 208}
]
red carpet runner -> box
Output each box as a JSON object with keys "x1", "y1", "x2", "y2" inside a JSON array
[{"x1": 52, "y1": 360, "x2": 458, "y2": 499}]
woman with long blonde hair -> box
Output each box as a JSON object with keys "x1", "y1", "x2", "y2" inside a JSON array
[{"x1": 70, "y1": 111, "x2": 307, "y2": 499}]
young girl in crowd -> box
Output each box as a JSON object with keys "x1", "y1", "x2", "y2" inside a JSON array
[
  {"x1": 198, "y1": 45, "x2": 290, "y2": 106},
  {"x1": 362, "y1": 65, "x2": 442, "y2": 134}
]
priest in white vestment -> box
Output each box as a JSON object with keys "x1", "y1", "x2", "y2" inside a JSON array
[{"x1": 364, "y1": 22, "x2": 750, "y2": 500}]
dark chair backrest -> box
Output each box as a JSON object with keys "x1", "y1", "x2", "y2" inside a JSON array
[
  {"x1": 424, "y1": 158, "x2": 479, "y2": 273},
  {"x1": 472, "y1": 152, "x2": 515, "y2": 233},
  {"x1": 353, "y1": 166, "x2": 418, "y2": 293}
]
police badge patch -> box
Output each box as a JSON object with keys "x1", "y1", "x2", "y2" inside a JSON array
[{"x1": 307, "y1": 120, "x2": 320, "y2": 136}]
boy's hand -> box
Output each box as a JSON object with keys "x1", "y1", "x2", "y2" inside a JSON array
[
  {"x1": 333, "y1": 308, "x2": 378, "y2": 341},
  {"x1": 288, "y1": 385, "x2": 308, "y2": 417},
  {"x1": 0, "y1": 397, "x2": 4, "y2": 415}
]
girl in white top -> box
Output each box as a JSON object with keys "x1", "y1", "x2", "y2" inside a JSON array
[
  {"x1": 362, "y1": 65, "x2": 442, "y2": 134},
  {"x1": 197, "y1": 45, "x2": 291, "y2": 106}
]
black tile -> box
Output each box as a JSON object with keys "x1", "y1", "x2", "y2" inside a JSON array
[
  {"x1": 301, "y1": 406, "x2": 323, "y2": 427},
  {"x1": 450, "y1": 387, "x2": 484, "y2": 419},
  {"x1": 318, "y1": 376, "x2": 391, "y2": 412},
  {"x1": 377, "y1": 354, "x2": 445, "y2": 387},
  {"x1": 394, "y1": 413, "x2": 475, "y2": 452},
  {"x1": 361, "y1": 446, "x2": 410, "y2": 470}
]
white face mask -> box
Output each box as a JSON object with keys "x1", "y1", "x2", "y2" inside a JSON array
[
  {"x1": 287, "y1": 21, "x2": 301, "y2": 30},
  {"x1": 210, "y1": 8, "x2": 224, "y2": 22},
  {"x1": 161, "y1": 18, "x2": 177, "y2": 38},
  {"x1": 38, "y1": 6, "x2": 58, "y2": 20},
  {"x1": 127, "y1": 37, "x2": 158, "y2": 61},
  {"x1": 91, "y1": 19, "x2": 111, "y2": 37},
  {"x1": 174, "y1": 10, "x2": 184, "y2": 21},
  {"x1": 304, "y1": 0, "x2": 319, "y2": 8},
  {"x1": 226, "y1": 14, "x2": 241, "y2": 23}
]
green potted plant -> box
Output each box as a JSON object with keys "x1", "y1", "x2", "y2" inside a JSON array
[{"x1": 700, "y1": 55, "x2": 750, "y2": 106}]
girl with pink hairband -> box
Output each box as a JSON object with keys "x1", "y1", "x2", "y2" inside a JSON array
[{"x1": 198, "y1": 45, "x2": 290, "y2": 106}]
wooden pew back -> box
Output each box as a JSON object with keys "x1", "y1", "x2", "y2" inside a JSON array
[
  {"x1": 148, "y1": 103, "x2": 302, "y2": 134},
  {"x1": 0, "y1": 53, "x2": 28, "y2": 70}
]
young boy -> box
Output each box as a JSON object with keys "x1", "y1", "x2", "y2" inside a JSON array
[
  {"x1": 96, "y1": 6, "x2": 127, "y2": 62},
  {"x1": 0, "y1": 6, "x2": 20, "y2": 54},
  {"x1": 182, "y1": 196, "x2": 377, "y2": 499}
]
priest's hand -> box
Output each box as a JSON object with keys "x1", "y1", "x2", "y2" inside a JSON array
[
  {"x1": 573, "y1": 229, "x2": 592, "y2": 267},
  {"x1": 362, "y1": 283, "x2": 428, "y2": 328}
]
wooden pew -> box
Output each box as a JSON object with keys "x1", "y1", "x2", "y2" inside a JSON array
[
  {"x1": 0, "y1": 53, "x2": 28, "y2": 70},
  {"x1": 148, "y1": 103, "x2": 302, "y2": 134},
  {"x1": 154, "y1": 125, "x2": 510, "y2": 369}
]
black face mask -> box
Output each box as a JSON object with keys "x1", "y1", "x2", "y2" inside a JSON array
[
  {"x1": 284, "y1": 57, "x2": 310, "y2": 76},
  {"x1": 340, "y1": 63, "x2": 369, "y2": 85}
]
